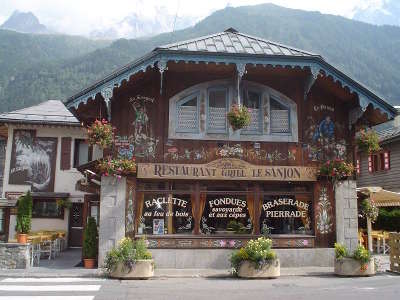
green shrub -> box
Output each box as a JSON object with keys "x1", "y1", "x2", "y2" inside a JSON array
[
  {"x1": 83, "y1": 217, "x2": 98, "y2": 259},
  {"x1": 334, "y1": 243, "x2": 348, "y2": 260},
  {"x1": 334, "y1": 243, "x2": 371, "y2": 266},
  {"x1": 16, "y1": 192, "x2": 33, "y2": 234},
  {"x1": 103, "y1": 237, "x2": 152, "y2": 274},
  {"x1": 230, "y1": 237, "x2": 276, "y2": 275},
  {"x1": 375, "y1": 208, "x2": 400, "y2": 231}
]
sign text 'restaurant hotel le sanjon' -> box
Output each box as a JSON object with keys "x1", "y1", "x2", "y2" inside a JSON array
[{"x1": 137, "y1": 158, "x2": 317, "y2": 181}]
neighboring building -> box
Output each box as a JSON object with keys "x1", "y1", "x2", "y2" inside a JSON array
[
  {"x1": 65, "y1": 28, "x2": 397, "y2": 268},
  {"x1": 357, "y1": 108, "x2": 400, "y2": 192},
  {"x1": 0, "y1": 100, "x2": 89, "y2": 246}
]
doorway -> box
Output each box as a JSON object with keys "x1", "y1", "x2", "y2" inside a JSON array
[{"x1": 69, "y1": 202, "x2": 84, "y2": 247}]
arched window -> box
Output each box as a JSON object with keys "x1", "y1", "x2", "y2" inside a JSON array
[
  {"x1": 207, "y1": 87, "x2": 228, "y2": 133},
  {"x1": 176, "y1": 93, "x2": 199, "y2": 133},
  {"x1": 270, "y1": 97, "x2": 290, "y2": 134}
]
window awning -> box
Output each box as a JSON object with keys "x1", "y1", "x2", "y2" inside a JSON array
[{"x1": 357, "y1": 186, "x2": 400, "y2": 207}]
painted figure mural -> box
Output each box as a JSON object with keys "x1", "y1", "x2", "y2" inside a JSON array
[
  {"x1": 9, "y1": 130, "x2": 57, "y2": 192},
  {"x1": 129, "y1": 96, "x2": 159, "y2": 159}
]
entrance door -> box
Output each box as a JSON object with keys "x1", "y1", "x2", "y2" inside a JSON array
[{"x1": 69, "y1": 203, "x2": 84, "y2": 247}]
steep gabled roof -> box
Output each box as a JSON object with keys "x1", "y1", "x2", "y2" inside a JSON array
[
  {"x1": 157, "y1": 28, "x2": 317, "y2": 57},
  {"x1": 0, "y1": 100, "x2": 80, "y2": 126}
]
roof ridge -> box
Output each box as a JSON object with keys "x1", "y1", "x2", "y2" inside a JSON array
[{"x1": 157, "y1": 31, "x2": 225, "y2": 50}]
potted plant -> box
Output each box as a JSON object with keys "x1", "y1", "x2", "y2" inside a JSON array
[
  {"x1": 97, "y1": 156, "x2": 136, "y2": 178},
  {"x1": 15, "y1": 192, "x2": 33, "y2": 244},
  {"x1": 104, "y1": 237, "x2": 154, "y2": 279},
  {"x1": 318, "y1": 159, "x2": 354, "y2": 183},
  {"x1": 227, "y1": 104, "x2": 251, "y2": 131},
  {"x1": 87, "y1": 119, "x2": 114, "y2": 149},
  {"x1": 82, "y1": 217, "x2": 98, "y2": 268},
  {"x1": 334, "y1": 243, "x2": 375, "y2": 276},
  {"x1": 360, "y1": 199, "x2": 379, "y2": 223},
  {"x1": 356, "y1": 128, "x2": 381, "y2": 154},
  {"x1": 230, "y1": 237, "x2": 280, "y2": 278}
]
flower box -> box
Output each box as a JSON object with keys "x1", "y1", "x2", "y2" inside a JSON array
[
  {"x1": 334, "y1": 257, "x2": 375, "y2": 277},
  {"x1": 237, "y1": 259, "x2": 280, "y2": 279},
  {"x1": 109, "y1": 260, "x2": 154, "y2": 279}
]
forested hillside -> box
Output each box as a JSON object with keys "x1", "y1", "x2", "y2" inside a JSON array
[{"x1": 1, "y1": 3, "x2": 400, "y2": 112}]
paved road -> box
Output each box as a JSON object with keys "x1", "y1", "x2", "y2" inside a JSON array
[{"x1": 0, "y1": 274, "x2": 398, "y2": 300}]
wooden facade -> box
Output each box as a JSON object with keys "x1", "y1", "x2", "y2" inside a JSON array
[{"x1": 67, "y1": 29, "x2": 396, "y2": 250}]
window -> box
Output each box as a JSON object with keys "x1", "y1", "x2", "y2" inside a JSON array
[
  {"x1": 0, "y1": 209, "x2": 4, "y2": 233},
  {"x1": 176, "y1": 94, "x2": 199, "y2": 133},
  {"x1": 32, "y1": 198, "x2": 64, "y2": 218},
  {"x1": 73, "y1": 139, "x2": 88, "y2": 167},
  {"x1": 260, "y1": 195, "x2": 312, "y2": 235},
  {"x1": 207, "y1": 88, "x2": 228, "y2": 133},
  {"x1": 200, "y1": 194, "x2": 252, "y2": 235},
  {"x1": 136, "y1": 193, "x2": 194, "y2": 235},
  {"x1": 356, "y1": 157, "x2": 361, "y2": 175},
  {"x1": 368, "y1": 151, "x2": 390, "y2": 173},
  {"x1": 270, "y1": 98, "x2": 290, "y2": 134},
  {"x1": 242, "y1": 89, "x2": 262, "y2": 134}
]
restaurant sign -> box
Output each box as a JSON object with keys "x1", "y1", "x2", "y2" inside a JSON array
[{"x1": 137, "y1": 158, "x2": 317, "y2": 181}]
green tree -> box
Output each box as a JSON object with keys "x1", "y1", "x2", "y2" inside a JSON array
[
  {"x1": 16, "y1": 191, "x2": 33, "y2": 234},
  {"x1": 83, "y1": 217, "x2": 98, "y2": 259}
]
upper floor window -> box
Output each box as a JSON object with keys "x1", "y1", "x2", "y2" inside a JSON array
[
  {"x1": 270, "y1": 98, "x2": 290, "y2": 134},
  {"x1": 207, "y1": 88, "x2": 228, "y2": 133},
  {"x1": 242, "y1": 89, "x2": 262, "y2": 134},
  {"x1": 368, "y1": 151, "x2": 390, "y2": 173},
  {"x1": 168, "y1": 79, "x2": 298, "y2": 142},
  {"x1": 176, "y1": 93, "x2": 199, "y2": 133}
]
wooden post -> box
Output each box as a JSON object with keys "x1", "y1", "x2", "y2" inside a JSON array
[
  {"x1": 367, "y1": 217, "x2": 373, "y2": 253},
  {"x1": 193, "y1": 182, "x2": 200, "y2": 235},
  {"x1": 253, "y1": 184, "x2": 261, "y2": 235}
]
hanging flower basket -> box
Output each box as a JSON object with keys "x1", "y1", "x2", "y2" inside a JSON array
[
  {"x1": 87, "y1": 119, "x2": 114, "y2": 149},
  {"x1": 356, "y1": 128, "x2": 381, "y2": 154},
  {"x1": 318, "y1": 160, "x2": 354, "y2": 182},
  {"x1": 97, "y1": 156, "x2": 136, "y2": 178},
  {"x1": 360, "y1": 198, "x2": 379, "y2": 223},
  {"x1": 227, "y1": 104, "x2": 251, "y2": 131}
]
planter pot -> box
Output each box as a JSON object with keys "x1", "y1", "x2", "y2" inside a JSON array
[
  {"x1": 109, "y1": 260, "x2": 154, "y2": 279},
  {"x1": 83, "y1": 258, "x2": 97, "y2": 269},
  {"x1": 17, "y1": 233, "x2": 28, "y2": 244},
  {"x1": 334, "y1": 257, "x2": 375, "y2": 277},
  {"x1": 229, "y1": 127, "x2": 242, "y2": 139},
  {"x1": 238, "y1": 259, "x2": 280, "y2": 279}
]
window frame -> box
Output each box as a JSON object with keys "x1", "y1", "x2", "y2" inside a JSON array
[
  {"x1": 175, "y1": 92, "x2": 200, "y2": 133},
  {"x1": 368, "y1": 150, "x2": 390, "y2": 173},
  {"x1": 269, "y1": 96, "x2": 291, "y2": 135},
  {"x1": 241, "y1": 88, "x2": 263, "y2": 135},
  {"x1": 32, "y1": 197, "x2": 64, "y2": 219},
  {"x1": 206, "y1": 86, "x2": 229, "y2": 134}
]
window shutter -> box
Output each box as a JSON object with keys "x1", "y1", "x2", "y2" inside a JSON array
[
  {"x1": 61, "y1": 137, "x2": 72, "y2": 170},
  {"x1": 270, "y1": 98, "x2": 290, "y2": 134},
  {"x1": 356, "y1": 158, "x2": 360, "y2": 175},
  {"x1": 176, "y1": 95, "x2": 199, "y2": 133},
  {"x1": 384, "y1": 151, "x2": 390, "y2": 170},
  {"x1": 368, "y1": 155, "x2": 373, "y2": 173}
]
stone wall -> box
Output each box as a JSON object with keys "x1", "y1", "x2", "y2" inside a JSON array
[
  {"x1": 335, "y1": 180, "x2": 358, "y2": 253},
  {"x1": 0, "y1": 243, "x2": 30, "y2": 269},
  {"x1": 98, "y1": 176, "x2": 127, "y2": 266}
]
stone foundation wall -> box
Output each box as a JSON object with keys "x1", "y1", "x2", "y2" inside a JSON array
[
  {"x1": 335, "y1": 180, "x2": 358, "y2": 253},
  {"x1": 151, "y1": 248, "x2": 334, "y2": 269},
  {"x1": 0, "y1": 243, "x2": 30, "y2": 269}
]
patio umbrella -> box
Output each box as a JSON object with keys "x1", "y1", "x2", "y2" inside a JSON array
[{"x1": 357, "y1": 186, "x2": 400, "y2": 251}]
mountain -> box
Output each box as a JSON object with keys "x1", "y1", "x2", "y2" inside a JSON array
[
  {"x1": 353, "y1": 0, "x2": 400, "y2": 27},
  {"x1": 90, "y1": 8, "x2": 198, "y2": 39},
  {"x1": 0, "y1": 10, "x2": 51, "y2": 34},
  {"x1": 2, "y1": 3, "x2": 400, "y2": 112}
]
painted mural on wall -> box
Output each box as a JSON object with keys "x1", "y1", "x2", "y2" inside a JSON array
[
  {"x1": 9, "y1": 130, "x2": 57, "y2": 192},
  {"x1": 303, "y1": 104, "x2": 347, "y2": 162},
  {"x1": 129, "y1": 96, "x2": 158, "y2": 158},
  {"x1": 316, "y1": 187, "x2": 333, "y2": 234}
]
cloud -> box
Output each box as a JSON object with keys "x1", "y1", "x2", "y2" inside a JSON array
[{"x1": 0, "y1": 0, "x2": 373, "y2": 35}]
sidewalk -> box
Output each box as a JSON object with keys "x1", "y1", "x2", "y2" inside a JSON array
[{"x1": 0, "y1": 253, "x2": 390, "y2": 279}]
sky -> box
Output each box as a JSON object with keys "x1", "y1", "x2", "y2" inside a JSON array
[{"x1": 0, "y1": 0, "x2": 387, "y2": 36}]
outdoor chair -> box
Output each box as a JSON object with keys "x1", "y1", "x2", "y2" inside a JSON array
[{"x1": 30, "y1": 237, "x2": 41, "y2": 267}]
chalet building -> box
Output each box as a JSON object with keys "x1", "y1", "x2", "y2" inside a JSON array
[
  {"x1": 357, "y1": 108, "x2": 400, "y2": 192},
  {"x1": 65, "y1": 28, "x2": 397, "y2": 268},
  {"x1": 0, "y1": 100, "x2": 95, "y2": 246}
]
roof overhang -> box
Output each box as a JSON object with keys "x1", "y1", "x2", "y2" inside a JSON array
[
  {"x1": 65, "y1": 49, "x2": 397, "y2": 119},
  {"x1": 357, "y1": 186, "x2": 400, "y2": 207}
]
